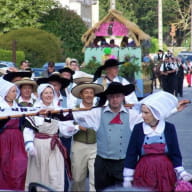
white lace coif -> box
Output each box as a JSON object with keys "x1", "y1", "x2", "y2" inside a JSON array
[{"x1": 139, "y1": 91, "x2": 178, "y2": 120}]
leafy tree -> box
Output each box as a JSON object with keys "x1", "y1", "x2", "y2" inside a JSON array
[
  {"x1": 0, "y1": 0, "x2": 59, "y2": 33},
  {"x1": 0, "y1": 27, "x2": 62, "y2": 67},
  {"x1": 99, "y1": 0, "x2": 187, "y2": 46},
  {"x1": 40, "y1": 7, "x2": 87, "y2": 63}
]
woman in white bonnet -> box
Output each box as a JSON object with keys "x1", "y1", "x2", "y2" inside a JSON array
[
  {"x1": 23, "y1": 83, "x2": 73, "y2": 191},
  {"x1": 123, "y1": 91, "x2": 192, "y2": 191},
  {"x1": 0, "y1": 78, "x2": 27, "y2": 190}
]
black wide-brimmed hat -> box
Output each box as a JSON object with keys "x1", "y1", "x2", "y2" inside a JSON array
[
  {"x1": 58, "y1": 67, "x2": 75, "y2": 75},
  {"x1": 3, "y1": 71, "x2": 32, "y2": 82},
  {"x1": 93, "y1": 59, "x2": 124, "y2": 81},
  {"x1": 96, "y1": 82, "x2": 135, "y2": 106},
  {"x1": 36, "y1": 73, "x2": 70, "y2": 89}
]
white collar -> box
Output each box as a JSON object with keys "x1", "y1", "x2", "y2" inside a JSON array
[
  {"x1": 103, "y1": 105, "x2": 128, "y2": 113},
  {"x1": 143, "y1": 119, "x2": 165, "y2": 135},
  {"x1": 18, "y1": 96, "x2": 34, "y2": 104}
]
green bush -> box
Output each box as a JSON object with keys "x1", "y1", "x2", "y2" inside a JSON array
[
  {"x1": 0, "y1": 49, "x2": 25, "y2": 66},
  {"x1": 81, "y1": 57, "x2": 100, "y2": 75},
  {"x1": 0, "y1": 27, "x2": 62, "y2": 67}
]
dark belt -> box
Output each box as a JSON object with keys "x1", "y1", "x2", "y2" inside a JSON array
[{"x1": 35, "y1": 132, "x2": 72, "y2": 179}]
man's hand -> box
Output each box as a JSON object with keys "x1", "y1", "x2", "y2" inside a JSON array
[{"x1": 177, "y1": 99, "x2": 191, "y2": 112}]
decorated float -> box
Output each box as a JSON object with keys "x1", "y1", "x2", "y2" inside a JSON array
[{"x1": 81, "y1": 9, "x2": 152, "y2": 98}]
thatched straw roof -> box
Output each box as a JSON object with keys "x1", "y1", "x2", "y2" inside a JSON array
[{"x1": 81, "y1": 9, "x2": 150, "y2": 49}]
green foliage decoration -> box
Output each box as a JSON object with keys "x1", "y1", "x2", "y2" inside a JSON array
[
  {"x1": 119, "y1": 55, "x2": 140, "y2": 83},
  {"x1": 81, "y1": 57, "x2": 100, "y2": 75},
  {"x1": 0, "y1": 27, "x2": 62, "y2": 67}
]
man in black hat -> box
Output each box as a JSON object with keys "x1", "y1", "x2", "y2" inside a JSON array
[
  {"x1": 69, "y1": 82, "x2": 139, "y2": 191},
  {"x1": 58, "y1": 67, "x2": 79, "y2": 109},
  {"x1": 93, "y1": 58, "x2": 138, "y2": 104}
]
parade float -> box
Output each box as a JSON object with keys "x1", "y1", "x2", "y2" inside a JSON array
[{"x1": 81, "y1": 9, "x2": 152, "y2": 98}]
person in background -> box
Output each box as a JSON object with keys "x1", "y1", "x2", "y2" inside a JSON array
[
  {"x1": 185, "y1": 59, "x2": 192, "y2": 87},
  {"x1": 160, "y1": 56, "x2": 177, "y2": 94},
  {"x1": 175, "y1": 57, "x2": 186, "y2": 97},
  {"x1": 58, "y1": 67, "x2": 77, "y2": 109},
  {"x1": 0, "y1": 78, "x2": 27, "y2": 190},
  {"x1": 42, "y1": 61, "x2": 55, "y2": 77},
  {"x1": 20, "y1": 60, "x2": 30, "y2": 71},
  {"x1": 69, "y1": 59, "x2": 80, "y2": 72},
  {"x1": 93, "y1": 58, "x2": 138, "y2": 104},
  {"x1": 123, "y1": 91, "x2": 192, "y2": 191},
  {"x1": 109, "y1": 39, "x2": 119, "y2": 48}
]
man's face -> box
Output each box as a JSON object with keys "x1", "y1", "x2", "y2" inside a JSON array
[
  {"x1": 70, "y1": 61, "x2": 79, "y2": 71},
  {"x1": 20, "y1": 84, "x2": 33, "y2": 98},
  {"x1": 20, "y1": 62, "x2": 29, "y2": 70},
  {"x1": 105, "y1": 66, "x2": 119, "y2": 77},
  {"x1": 60, "y1": 72, "x2": 71, "y2": 80},
  {"x1": 107, "y1": 93, "x2": 124, "y2": 111},
  {"x1": 80, "y1": 88, "x2": 95, "y2": 106},
  {"x1": 48, "y1": 65, "x2": 55, "y2": 73},
  {"x1": 49, "y1": 81, "x2": 62, "y2": 94}
]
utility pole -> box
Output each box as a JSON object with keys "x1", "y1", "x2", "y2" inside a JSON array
[
  {"x1": 158, "y1": 0, "x2": 163, "y2": 50},
  {"x1": 110, "y1": 0, "x2": 116, "y2": 9}
]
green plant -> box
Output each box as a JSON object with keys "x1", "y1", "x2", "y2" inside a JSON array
[
  {"x1": 81, "y1": 57, "x2": 100, "y2": 75},
  {"x1": 119, "y1": 55, "x2": 140, "y2": 82}
]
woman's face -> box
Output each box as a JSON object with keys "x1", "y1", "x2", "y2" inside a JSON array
[
  {"x1": 41, "y1": 87, "x2": 54, "y2": 106},
  {"x1": 141, "y1": 104, "x2": 157, "y2": 125},
  {"x1": 6, "y1": 86, "x2": 17, "y2": 101}
]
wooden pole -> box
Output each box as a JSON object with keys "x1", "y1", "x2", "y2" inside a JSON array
[
  {"x1": 12, "y1": 40, "x2": 17, "y2": 64},
  {"x1": 0, "y1": 104, "x2": 134, "y2": 120}
]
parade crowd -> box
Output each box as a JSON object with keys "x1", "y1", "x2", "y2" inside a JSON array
[{"x1": 0, "y1": 57, "x2": 192, "y2": 192}]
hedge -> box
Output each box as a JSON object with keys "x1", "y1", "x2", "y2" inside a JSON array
[{"x1": 0, "y1": 49, "x2": 25, "y2": 66}]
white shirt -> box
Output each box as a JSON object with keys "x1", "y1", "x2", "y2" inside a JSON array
[
  {"x1": 73, "y1": 105, "x2": 142, "y2": 131},
  {"x1": 95, "y1": 76, "x2": 138, "y2": 104}
]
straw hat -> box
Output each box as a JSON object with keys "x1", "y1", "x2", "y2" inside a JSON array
[
  {"x1": 14, "y1": 77, "x2": 37, "y2": 92},
  {"x1": 71, "y1": 82, "x2": 104, "y2": 98},
  {"x1": 73, "y1": 76, "x2": 93, "y2": 84}
]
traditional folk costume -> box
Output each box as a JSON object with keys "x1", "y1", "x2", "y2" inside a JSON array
[
  {"x1": 93, "y1": 59, "x2": 138, "y2": 104},
  {"x1": 23, "y1": 84, "x2": 74, "y2": 191},
  {"x1": 70, "y1": 82, "x2": 137, "y2": 191},
  {"x1": 70, "y1": 81, "x2": 103, "y2": 192},
  {"x1": 0, "y1": 78, "x2": 27, "y2": 190},
  {"x1": 123, "y1": 91, "x2": 192, "y2": 192}
]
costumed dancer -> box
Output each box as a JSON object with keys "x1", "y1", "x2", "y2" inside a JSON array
[
  {"x1": 23, "y1": 83, "x2": 77, "y2": 191},
  {"x1": 123, "y1": 91, "x2": 192, "y2": 191},
  {"x1": 0, "y1": 78, "x2": 27, "y2": 190}
]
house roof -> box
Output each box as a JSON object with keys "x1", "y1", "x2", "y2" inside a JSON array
[{"x1": 81, "y1": 9, "x2": 150, "y2": 50}]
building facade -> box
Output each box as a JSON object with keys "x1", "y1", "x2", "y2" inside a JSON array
[{"x1": 58, "y1": 0, "x2": 99, "y2": 27}]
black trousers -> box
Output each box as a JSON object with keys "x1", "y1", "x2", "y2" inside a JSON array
[{"x1": 94, "y1": 155, "x2": 124, "y2": 192}]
